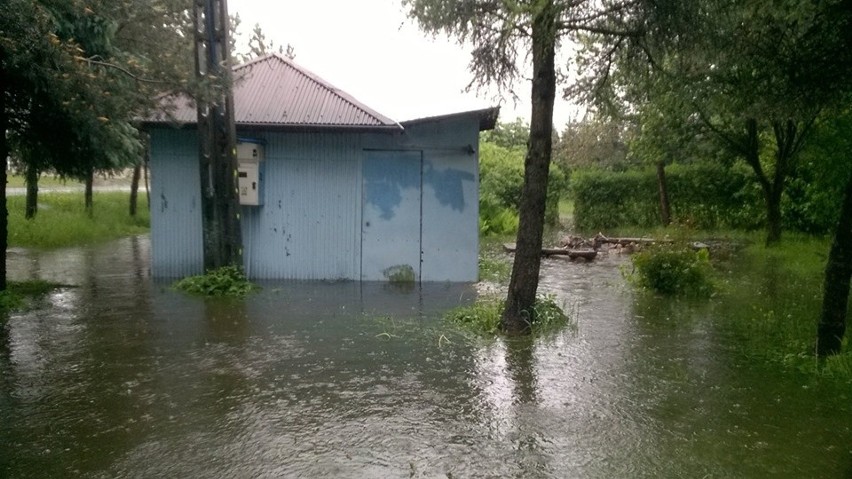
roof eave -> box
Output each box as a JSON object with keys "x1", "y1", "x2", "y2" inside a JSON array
[
  {"x1": 141, "y1": 121, "x2": 403, "y2": 134},
  {"x1": 400, "y1": 106, "x2": 500, "y2": 131}
]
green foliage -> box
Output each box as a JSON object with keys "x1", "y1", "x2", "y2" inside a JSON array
[
  {"x1": 571, "y1": 162, "x2": 764, "y2": 231},
  {"x1": 783, "y1": 111, "x2": 852, "y2": 235},
  {"x1": 481, "y1": 117, "x2": 530, "y2": 149},
  {"x1": 174, "y1": 266, "x2": 258, "y2": 298},
  {"x1": 479, "y1": 139, "x2": 566, "y2": 235},
  {"x1": 479, "y1": 204, "x2": 519, "y2": 236},
  {"x1": 3, "y1": 0, "x2": 148, "y2": 180},
  {"x1": 445, "y1": 294, "x2": 571, "y2": 336},
  {"x1": 628, "y1": 245, "x2": 713, "y2": 296},
  {"x1": 446, "y1": 296, "x2": 504, "y2": 335},
  {"x1": 555, "y1": 118, "x2": 635, "y2": 171},
  {"x1": 8, "y1": 192, "x2": 149, "y2": 249}
]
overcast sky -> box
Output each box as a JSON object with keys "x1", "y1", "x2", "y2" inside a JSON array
[{"x1": 228, "y1": 0, "x2": 581, "y2": 128}]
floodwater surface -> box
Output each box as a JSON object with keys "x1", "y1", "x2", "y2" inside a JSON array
[{"x1": 1, "y1": 236, "x2": 850, "y2": 478}]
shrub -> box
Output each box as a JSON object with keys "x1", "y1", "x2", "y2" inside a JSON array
[
  {"x1": 174, "y1": 265, "x2": 258, "y2": 298},
  {"x1": 446, "y1": 294, "x2": 571, "y2": 335},
  {"x1": 628, "y1": 245, "x2": 713, "y2": 296},
  {"x1": 478, "y1": 203, "x2": 519, "y2": 236}
]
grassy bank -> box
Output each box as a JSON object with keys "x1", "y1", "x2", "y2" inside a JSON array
[{"x1": 8, "y1": 191, "x2": 149, "y2": 249}]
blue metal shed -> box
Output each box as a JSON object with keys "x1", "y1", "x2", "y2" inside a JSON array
[{"x1": 144, "y1": 54, "x2": 498, "y2": 282}]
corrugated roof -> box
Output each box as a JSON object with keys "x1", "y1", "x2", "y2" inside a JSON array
[
  {"x1": 401, "y1": 107, "x2": 500, "y2": 131},
  {"x1": 146, "y1": 53, "x2": 401, "y2": 130}
]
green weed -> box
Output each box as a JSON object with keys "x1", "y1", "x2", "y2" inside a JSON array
[{"x1": 174, "y1": 266, "x2": 259, "y2": 298}]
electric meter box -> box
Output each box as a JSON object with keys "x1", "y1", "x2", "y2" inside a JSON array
[{"x1": 236, "y1": 141, "x2": 264, "y2": 206}]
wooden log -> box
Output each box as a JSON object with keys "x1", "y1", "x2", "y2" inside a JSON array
[
  {"x1": 503, "y1": 243, "x2": 598, "y2": 260},
  {"x1": 567, "y1": 250, "x2": 598, "y2": 260},
  {"x1": 592, "y1": 233, "x2": 672, "y2": 248}
]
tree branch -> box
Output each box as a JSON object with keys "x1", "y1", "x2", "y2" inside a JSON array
[{"x1": 76, "y1": 56, "x2": 169, "y2": 85}]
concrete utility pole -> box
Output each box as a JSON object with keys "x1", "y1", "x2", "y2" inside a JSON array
[{"x1": 193, "y1": 0, "x2": 243, "y2": 271}]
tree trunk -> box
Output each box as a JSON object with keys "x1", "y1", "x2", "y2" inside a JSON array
[
  {"x1": 143, "y1": 152, "x2": 150, "y2": 211},
  {"x1": 24, "y1": 164, "x2": 38, "y2": 220},
  {"x1": 0, "y1": 60, "x2": 9, "y2": 291},
  {"x1": 84, "y1": 170, "x2": 94, "y2": 217},
  {"x1": 129, "y1": 163, "x2": 141, "y2": 217},
  {"x1": 741, "y1": 118, "x2": 784, "y2": 246},
  {"x1": 655, "y1": 160, "x2": 671, "y2": 226},
  {"x1": 501, "y1": 0, "x2": 557, "y2": 334},
  {"x1": 764, "y1": 119, "x2": 801, "y2": 246},
  {"x1": 765, "y1": 187, "x2": 783, "y2": 246},
  {"x1": 817, "y1": 171, "x2": 852, "y2": 357}
]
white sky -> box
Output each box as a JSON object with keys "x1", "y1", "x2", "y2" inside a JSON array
[{"x1": 228, "y1": 0, "x2": 581, "y2": 129}]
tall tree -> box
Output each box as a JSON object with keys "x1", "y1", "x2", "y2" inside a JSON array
[
  {"x1": 405, "y1": 0, "x2": 639, "y2": 333},
  {"x1": 577, "y1": 0, "x2": 850, "y2": 245}
]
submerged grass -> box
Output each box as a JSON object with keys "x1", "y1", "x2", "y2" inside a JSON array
[
  {"x1": 715, "y1": 235, "x2": 852, "y2": 379},
  {"x1": 478, "y1": 235, "x2": 514, "y2": 284},
  {"x1": 8, "y1": 192, "x2": 149, "y2": 249},
  {"x1": 0, "y1": 280, "x2": 65, "y2": 315},
  {"x1": 446, "y1": 294, "x2": 575, "y2": 336}
]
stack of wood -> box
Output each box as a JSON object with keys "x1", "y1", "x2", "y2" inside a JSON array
[
  {"x1": 501, "y1": 233, "x2": 704, "y2": 261},
  {"x1": 502, "y1": 243, "x2": 598, "y2": 261}
]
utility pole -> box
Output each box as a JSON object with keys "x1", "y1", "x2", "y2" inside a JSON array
[{"x1": 193, "y1": 0, "x2": 242, "y2": 271}]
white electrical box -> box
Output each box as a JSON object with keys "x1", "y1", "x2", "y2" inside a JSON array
[{"x1": 237, "y1": 141, "x2": 264, "y2": 206}]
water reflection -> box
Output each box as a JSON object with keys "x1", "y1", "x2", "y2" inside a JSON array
[{"x1": 1, "y1": 238, "x2": 850, "y2": 478}]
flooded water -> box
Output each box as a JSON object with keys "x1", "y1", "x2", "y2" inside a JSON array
[{"x1": 1, "y1": 236, "x2": 850, "y2": 478}]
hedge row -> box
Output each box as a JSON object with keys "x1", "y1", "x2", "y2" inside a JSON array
[{"x1": 571, "y1": 163, "x2": 766, "y2": 231}]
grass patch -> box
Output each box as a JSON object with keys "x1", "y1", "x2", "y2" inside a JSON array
[
  {"x1": 478, "y1": 235, "x2": 514, "y2": 284},
  {"x1": 8, "y1": 192, "x2": 149, "y2": 249},
  {"x1": 174, "y1": 266, "x2": 259, "y2": 298},
  {"x1": 446, "y1": 294, "x2": 573, "y2": 336},
  {"x1": 715, "y1": 236, "x2": 852, "y2": 379},
  {"x1": 0, "y1": 280, "x2": 65, "y2": 314},
  {"x1": 558, "y1": 198, "x2": 574, "y2": 226},
  {"x1": 6, "y1": 174, "x2": 83, "y2": 188}
]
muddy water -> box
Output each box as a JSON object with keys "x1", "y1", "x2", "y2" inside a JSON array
[{"x1": 1, "y1": 237, "x2": 850, "y2": 478}]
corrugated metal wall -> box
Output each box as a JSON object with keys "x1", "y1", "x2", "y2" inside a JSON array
[
  {"x1": 413, "y1": 120, "x2": 479, "y2": 282},
  {"x1": 149, "y1": 116, "x2": 480, "y2": 282},
  {"x1": 148, "y1": 128, "x2": 204, "y2": 277},
  {"x1": 242, "y1": 132, "x2": 363, "y2": 280}
]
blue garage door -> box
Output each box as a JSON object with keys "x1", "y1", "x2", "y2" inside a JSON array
[{"x1": 361, "y1": 151, "x2": 422, "y2": 281}]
